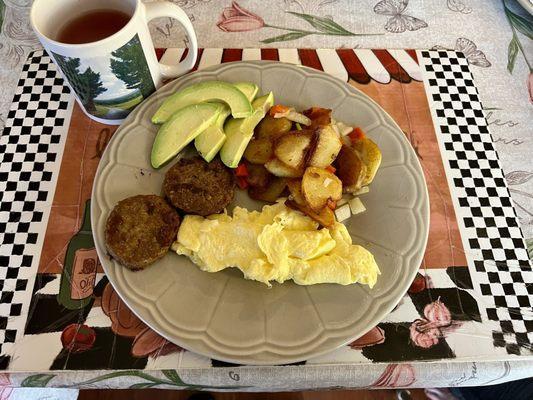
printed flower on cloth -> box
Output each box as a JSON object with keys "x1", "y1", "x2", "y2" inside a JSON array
[
  {"x1": 371, "y1": 364, "x2": 416, "y2": 387},
  {"x1": 216, "y1": 1, "x2": 376, "y2": 43},
  {"x1": 0, "y1": 374, "x2": 12, "y2": 400},
  {"x1": 217, "y1": 1, "x2": 264, "y2": 32}
]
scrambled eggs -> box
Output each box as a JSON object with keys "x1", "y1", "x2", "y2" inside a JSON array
[{"x1": 172, "y1": 202, "x2": 379, "y2": 287}]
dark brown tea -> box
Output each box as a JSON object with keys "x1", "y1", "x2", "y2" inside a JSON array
[{"x1": 56, "y1": 9, "x2": 130, "y2": 44}]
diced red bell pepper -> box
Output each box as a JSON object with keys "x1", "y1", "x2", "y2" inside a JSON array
[
  {"x1": 237, "y1": 176, "x2": 249, "y2": 189},
  {"x1": 269, "y1": 104, "x2": 290, "y2": 117},
  {"x1": 348, "y1": 127, "x2": 366, "y2": 144},
  {"x1": 235, "y1": 163, "x2": 249, "y2": 177},
  {"x1": 325, "y1": 165, "x2": 336, "y2": 174}
]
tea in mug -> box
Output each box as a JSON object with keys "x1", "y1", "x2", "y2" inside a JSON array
[{"x1": 56, "y1": 9, "x2": 130, "y2": 44}]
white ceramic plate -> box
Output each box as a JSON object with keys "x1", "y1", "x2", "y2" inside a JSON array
[{"x1": 92, "y1": 61, "x2": 429, "y2": 365}]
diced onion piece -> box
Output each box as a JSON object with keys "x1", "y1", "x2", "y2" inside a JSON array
[
  {"x1": 334, "y1": 203, "x2": 351, "y2": 222},
  {"x1": 286, "y1": 110, "x2": 311, "y2": 126},
  {"x1": 353, "y1": 186, "x2": 369, "y2": 196},
  {"x1": 323, "y1": 177, "x2": 332, "y2": 187},
  {"x1": 337, "y1": 197, "x2": 349, "y2": 206},
  {"x1": 274, "y1": 108, "x2": 311, "y2": 126},
  {"x1": 341, "y1": 135, "x2": 351, "y2": 146},
  {"x1": 331, "y1": 123, "x2": 340, "y2": 136},
  {"x1": 341, "y1": 126, "x2": 353, "y2": 136},
  {"x1": 349, "y1": 197, "x2": 366, "y2": 215},
  {"x1": 336, "y1": 121, "x2": 353, "y2": 136}
]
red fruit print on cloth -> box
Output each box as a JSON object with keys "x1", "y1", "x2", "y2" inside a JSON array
[
  {"x1": 101, "y1": 283, "x2": 182, "y2": 358},
  {"x1": 61, "y1": 324, "x2": 96, "y2": 353},
  {"x1": 0, "y1": 374, "x2": 13, "y2": 400},
  {"x1": 371, "y1": 363, "x2": 416, "y2": 388},
  {"x1": 408, "y1": 272, "x2": 426, "y2": 293},
  {"x1": 408, "y1": 272, "x2": 434, "y2": 294},
  {"x1": 217, "y1": 2, "x2": 265, "y2": 32},
  {"x1": 101, "y1": 283, "x2": 146, "y2": 338},
  {"x1": 409, "y1": 298, "x2": 456, "y2": 349},
  {"x1": 349, "y1": 326, "x2": 385, "y2": 349},
  {"x1": 132, "y1": 327, "x2": 182, "y2": 358}
]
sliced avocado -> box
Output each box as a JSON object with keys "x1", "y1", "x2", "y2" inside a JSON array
[
  {"x1": 220, "y1": 92, "x2": 274, "y2": 168},
  {"x1": 194, "y1": 106, "x2": 231, "y2": 162},
  {"x1": 240, "y1": 94, "x2": 275, "y2": 135},
  {"x1": 151, "y1": 103, "x2": 223, "y2": 168},
  {"x1": 233, "y1": 82, "x2": 259, "y2": 102},
  {"x1": 152, "y1": 81, "x2": 252, "y2": 124},
  {"x1": 195, "y1": 125, "x2": 226, "y2": 162},
  {"x1": 194, "y1": 84, "x2": 257, "y2": 162}
]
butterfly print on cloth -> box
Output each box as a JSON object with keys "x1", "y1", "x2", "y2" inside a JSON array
[
  {"x1": 455, "y1": 37, "x2": 491, "y2": 67},
  {"x1": 284, "y1": 0, "x2": 339, "y2": 13},
  {"x1": 433, "y1": 38, "x2": 491, "y2": 67},
  {"x1": 175, "y1": 0, "x2": 212, "y2": 8},
  {"x1": 373, "y1": 0, "x2": 428, "y2": 33},
  {"x1": 447, "y1": 0, "x2": 472, "y2": 14}
]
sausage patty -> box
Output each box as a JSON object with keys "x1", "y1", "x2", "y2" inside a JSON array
[
  {"x1": 163, "y1": 157, "x2": 235, "y2": 216},
  {"x1": 105, "y1": 195, "x2": 180, "y2": 271}
]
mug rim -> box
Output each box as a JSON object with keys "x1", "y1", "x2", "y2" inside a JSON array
[{"x1": 30, "y1": 0, "x2": 141, "y2": 49}]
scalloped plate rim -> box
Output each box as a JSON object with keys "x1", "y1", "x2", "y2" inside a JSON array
[{"x1": 91, "y1": 61, "x2": 430, "y2": 365}]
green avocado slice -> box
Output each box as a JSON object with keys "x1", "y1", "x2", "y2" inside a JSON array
[
  {"x1": 194, "y1": 83, "x2": 259, "y2": 162},
  {"x1": 152, "y1": 81, "x2": 252, "y2": 124},
  {"x1": 151, "y1": 103, "x2": 223, "y2": 168},
  {"x1": 233, "y1": 82, "x2": 259, "y2": 102},
  {"x1": 220, "y1": 92, "x2": 274, "y2": 168},
  {"x1": 194, "y1": 106, "x2": 231, "y2": 162}
]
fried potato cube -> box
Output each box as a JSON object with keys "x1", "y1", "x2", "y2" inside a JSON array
[{"x1": 301, "y1": 167, "x2": 343, "y2": 212}]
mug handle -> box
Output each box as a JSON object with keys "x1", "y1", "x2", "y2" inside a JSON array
[{"x1": 144, "y1": 2, "x2": 198, "y2": 79}]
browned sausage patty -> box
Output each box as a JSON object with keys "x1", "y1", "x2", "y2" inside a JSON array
[
  {"x1": 163, "y1": 157, "x2": 235, "y2": 216},
  {"x1": 105, "y1": 195, "x2": 180, "y2": 271}
]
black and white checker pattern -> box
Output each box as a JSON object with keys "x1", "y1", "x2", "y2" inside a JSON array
[
  {"x1": 1, "y1": 48, "x2": 531, "y2": 369},
  {"x1": 0, "y1": 51, "x2": 72, "y2": 356},
  {"x1": 420, "y1": 50, "x2": 533, "y2": 355}
]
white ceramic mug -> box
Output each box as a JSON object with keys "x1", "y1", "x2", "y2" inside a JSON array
[{"x1": 31, "y1": 0, "x2": 198, "y2": 125}]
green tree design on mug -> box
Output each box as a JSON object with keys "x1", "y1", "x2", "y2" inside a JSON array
[
  {"x1": 111, "y1": 36, "x2": 154, "y2": 99},
  {"x1": 54, "y1": 54, "x2": 107, "y2": 113}
]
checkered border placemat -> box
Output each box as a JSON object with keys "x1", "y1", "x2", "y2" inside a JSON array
[
  {"x1": 420, "y1": 50, "x2": 532, "y2": 355},
  {"x1": 0, "y1": 51, "x2": 72, "y2": 357},
  {"x1": 0, "y1": 49, "x2": 531, "y2": 363}
]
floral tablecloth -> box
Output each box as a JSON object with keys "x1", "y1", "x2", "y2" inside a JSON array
[{"x1": 0, "y1": 0, "x2": 532, "y2": 395}]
